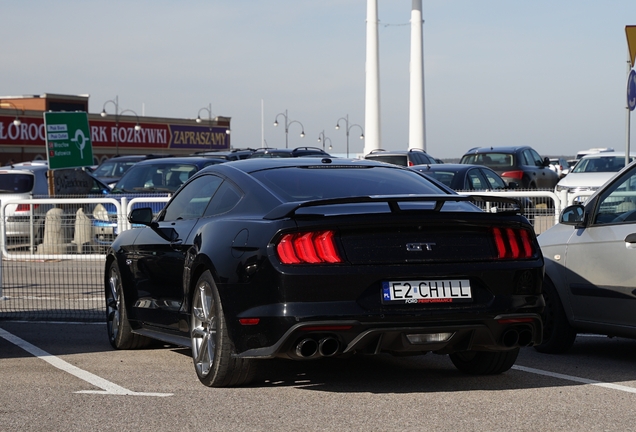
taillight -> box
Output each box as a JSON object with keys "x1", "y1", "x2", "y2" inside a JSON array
[
  {"x1": 501, "y1": 170, "x2": 524, "y2": 180},
  {"x1": 15, "y1": 204, "x2": 38, "y2": 212},
  {"x1": 238, "y1": 318, "x2": 260, "y2": 325},
  {"x1": 492, "y1": 227, "x2": 534, "y2": 259},
  {"x1": 276, "y1": 230, "x2": 342, "y2": 264}
]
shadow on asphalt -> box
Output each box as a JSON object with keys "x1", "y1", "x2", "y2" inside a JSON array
[{"x1": 2, "y1": 322, "x2": 636, "y2": 394}]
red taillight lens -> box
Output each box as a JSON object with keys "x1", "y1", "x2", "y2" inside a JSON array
[
  {"x1": 276, "y1": 230, "x2": 343, "y2": 264},
  {"x1": 492, "y1": 227, "x2": 534, "y2": 259},
  {"x1": 15, "y1": 204, "x2": 38, "y2": 212},
  {"x1": 239, "y1": 318, "x2": 260, "y2": 325},
  {"x1": 501, "y1": 170, "x2": 524, "y2": 180}
]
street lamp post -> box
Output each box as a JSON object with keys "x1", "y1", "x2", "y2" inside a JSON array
[
  {"x1": 335, "y1": 114, "x2": 364, "y2": 158},
  {"x1": 196, "y1": 104, "x2": 214, "y2": 150},
  {"x1": 0, "y1": 101, "x2": 22, "y2": 126},
  {"x1": 317, "y1": 130, "x2": 332, "y2": 152},
  {"x1": 274, "y1": 109, "x2": 305, "y2": 148},
  {"x1": 101, "y1": 97, "x2": 141, "y2": 156}
]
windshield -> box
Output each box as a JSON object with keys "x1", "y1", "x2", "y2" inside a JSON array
[
  {"x1": 572, "y1": 156, "x2": 632, "y2": 173},
  {"x1": 93, "y1": 160, "x2": 139, "y2": 178},
  {"x1": 112, "y1": 163, "x2": 199, "y2": 193},
  {"x1": 250, "y1": 165, "x2": 449, "y2": 202}
]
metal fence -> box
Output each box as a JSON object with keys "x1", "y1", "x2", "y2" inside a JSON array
[
  {"x1": 0, "y1": 196, "x2": 169, "y2": 322},
  {"x1": 0, "y1": 190, "x2": 583, "y2": 322}
]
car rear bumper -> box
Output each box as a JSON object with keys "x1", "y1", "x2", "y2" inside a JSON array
[{"x1": 234, "y1": 312, "x2": 542, "y2": 360}]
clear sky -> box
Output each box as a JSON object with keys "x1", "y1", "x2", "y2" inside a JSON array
[{"x1": 2, "y1": 1, "x2": 635, "y2": 159}]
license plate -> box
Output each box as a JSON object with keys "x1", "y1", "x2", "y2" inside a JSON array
[{"x1": 381, "y1": 279, "x2": 472, "y2": 305}]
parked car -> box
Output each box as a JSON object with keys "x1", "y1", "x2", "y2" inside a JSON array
[
  {"x1": 364, "y1": 148, "x2": 439, "y2": 166},
  {"x1": 92, "y1": 154, "x2": 173, "y2": 188},
  {"x1": 537, "y1": 158, "x2": 636, "y2": 353},
  {"x1": 548, "y1": 157, "x2": 569, "y2": 179},
  {"x1": 192, "y1": 148, "x2": 255, "y2": 160},
  {"x1": 411, "y1": 163, "x2": 534, "y2": 213},
  {"x1": 249, "y1": 147, "x2": 331, "y2": 158},
  {"x1": 411, "y1": 164, "x2": 535, "y2": 216},
  {"x1": 562, "y1": 159, "x2": 578, "y2": 177},
  {"x1": 105, "y1": 157, "x2": 544, "y2": 387},
  {"x1": 555, "y1": 152, "x2": 636, "y2": 202},
  {"x1": 460, "y1": 146, "x2": 559, "y2": 190},
  {"x1": 411, "y1": 163, "x2": 521, "y2": 191},
  {"x1": 575, "y1": 147, "x2": 614, "y2": 160},
  {"x1": 0, "y1": 161, "x2": 110, "y2": 247},
  {"x1": 92, "y1": 156, "x2": 226, "y2": 249}
]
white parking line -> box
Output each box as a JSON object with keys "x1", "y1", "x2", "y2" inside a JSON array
[
  {"x1": 513, "y1": 365, "x2": 636, "y2": 394},
  {"x1": 0, "y1": 327, "x2": 172, "y2": 397}
]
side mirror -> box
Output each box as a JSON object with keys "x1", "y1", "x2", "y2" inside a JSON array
[
  {"x1": 560, "y1": 204, "x2": 585, "y2": 225},
  {"x1": 507, "y1": 181, "x2": 519, "y2": 189},
  {"x1": 128, "y1": 207, "x2": 154, "y2": 225},
  {"x1": 543, "y1": 156, "x2": 550, "y2": 167}
]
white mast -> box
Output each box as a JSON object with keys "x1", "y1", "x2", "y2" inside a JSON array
[
  {"x1": 364, "y1": 0, "x2": 381, "y2": 154},
  {"x1": 409, "y1": 0, "x2": 426, "y2": 150}
]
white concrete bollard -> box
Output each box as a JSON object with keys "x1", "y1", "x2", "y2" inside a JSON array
[
  {"x1": 73, "y1": 207, "x2": 92, "y2": 253},
  {"x1": 37, "y1": 208, "x2": 65, "y2": 254}
]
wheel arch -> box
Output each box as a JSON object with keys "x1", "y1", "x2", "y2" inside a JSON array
[
  {"x1": 543, "y1": 260, "x2": 575, "y2": 325},
  {"x1": 185, "y1": 253, "x2": 221, "y2": 313}
]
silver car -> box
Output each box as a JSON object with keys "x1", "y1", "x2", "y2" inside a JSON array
[{"x1": 537, "y1": 159, "x2": 636, "y2": 353}]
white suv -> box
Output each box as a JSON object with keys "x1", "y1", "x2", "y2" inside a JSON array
[
  {"x1": 0, "y1": 162, "x2": 51, "y2": 245},
  {"x1": 0, "y1": 161, "x2": 110, "y2": 248}
]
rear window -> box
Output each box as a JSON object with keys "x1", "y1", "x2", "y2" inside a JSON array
[
  {"x1": 422, "y1": 171, "x2": 455, "y2": 187},
  {"x1": 364, "y1": 155, "x2": 408, "y2": 166},
  {"x1": 250, "y1": 165, "x2": 447, "y2": 202},
  {"x1": 461, "y1": 153, "x2": 514, "y2": 168},
  {"x1": 0, "y1": 173, "x2": 35, "y2": 194}
]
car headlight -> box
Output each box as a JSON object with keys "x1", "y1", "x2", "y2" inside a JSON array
[
  {"x1": 93, "y1": 203, "x2": 109, "y2": 221},
  {"x1": 555, "y1": 185, "x2": 570, "y2": 193}
]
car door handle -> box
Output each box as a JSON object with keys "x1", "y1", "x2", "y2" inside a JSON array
[{"x1": 624, "y1": 233, "x2": 636, "y2": 243}]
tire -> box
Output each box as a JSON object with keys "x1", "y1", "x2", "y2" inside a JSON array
[
  {"x1": 105, "y1": 260, "x2": 152, "y2": 350},
  {"x1": 190, "y1": 270, "x2": 256, "y2": 387},
  {"x1": 450, "y1": 348, "x2": 520, "y2": 375},
  {"x1": 534, "y1": 277, "x2": 577, "y2": 354}
]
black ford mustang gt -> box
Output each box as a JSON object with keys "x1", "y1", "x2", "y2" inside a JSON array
[{"x1": 105, "y1": 157, "x2": 544, "y2": 387}]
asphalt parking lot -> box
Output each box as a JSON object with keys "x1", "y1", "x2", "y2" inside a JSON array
[{"x1": 1, "y1": 321, "x2": 635, "y2": 432}]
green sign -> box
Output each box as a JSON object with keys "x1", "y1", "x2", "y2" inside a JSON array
[{"x1": 44, "y1": 112, "x2": 94, "y2": 169}]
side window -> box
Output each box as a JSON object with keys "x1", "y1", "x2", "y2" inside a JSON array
[
  {"x1": 204, "y1": 181, "x2": 243, "y2": 217},
  {"x1": 466, "y1": 169, "x2": 486, "y2": 190},
  {"x1": 482, "y1": 170, "x2": 507, "y2": 189},
  {"x1": 161, "y1": 175, "x2": 223, "y2": 221},
  {"x1": 526, "y1": 149, "x2": 543, "y2": 166}
]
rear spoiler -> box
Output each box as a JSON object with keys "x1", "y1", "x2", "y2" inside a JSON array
[{"x1": 263, "y1": 194, "x2": 523, "y2": 220}]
